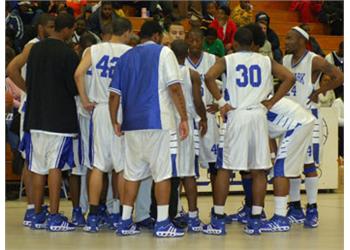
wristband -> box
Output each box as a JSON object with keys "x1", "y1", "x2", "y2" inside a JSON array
[
  {"x1": 217, "y1": 97, "x2": 227, "y2": 108},
  {"x1": 271, "y1": 152, "x2": 276, "y2": 159}
]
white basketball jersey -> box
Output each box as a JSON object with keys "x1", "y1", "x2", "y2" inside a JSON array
[
  {"x1": 225, "y1": 52, "x2": 273, "y2": 109},
  {"x1": 283, "y1": 51, "x2": 321, "y2": 109},
  {"x1": 179, "y1": 65, "x2": 197, "y2": 119},
  {"x1": 185, "y1": 52, "x2": 216, "y2": 106},
  {"x1": 89, "y1": 42, "x2": 131, "y2": 103},
  {"x1": 21, "y1": 37, "x2": 41, "y2": 80}
]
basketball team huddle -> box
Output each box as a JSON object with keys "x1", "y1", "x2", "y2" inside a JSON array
[{"x1": 7, "y1": 13, "x2": 343, "y2": 238}]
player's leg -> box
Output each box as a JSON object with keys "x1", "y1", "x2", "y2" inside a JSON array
[
  {"x1": 183, "y1": 176, "x2": 203, "y2": 232},
  {"x1": 97, "y1": 172, "x2": 109, "y2": 225},
  {"x1": 22, "y1": 165, "x2": 36, "y2": 226},
  {"x1": 135, "y1": 177, "x2": 154, "y2": 230},
  {"x1": 108, "y1": 170, "x2": 121, "y2": 229},
  {"x1": 69, "y1": 173, "x2": 86, "y2": 226}
]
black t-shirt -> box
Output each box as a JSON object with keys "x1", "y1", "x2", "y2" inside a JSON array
[{"x1": 24, "y1": 38, "x2": 80, "y2": 134}]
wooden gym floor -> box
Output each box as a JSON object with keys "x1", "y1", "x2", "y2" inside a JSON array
[{"x1": 6, "y1": 194, "x2": 343, "y2": 250}]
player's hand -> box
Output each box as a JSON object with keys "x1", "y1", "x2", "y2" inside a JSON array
[
  {"x1": 308, "y1": 91, "x2": 320, "y2": 104},
  {"x1": 83, "y1": 101, "x2": 95, "y2": 112},
  {"x1": 219, "y1": 103, "x2": 234, "y2": 119},
  {"x1": 261, "y1": 99, "x2": 274, "y2": 111},
  {"x1": 113, "y1": 122, "x2": 122, "y2": 137},
  {"x1": 206, "y1": 103, "x2": 219, "y2": 114},
  {"x1": 179, "y1": 120, "x2": 189, "y2": 141},
  {"x1": 199, "y1": 118, "x2": 207, "y2": 137}
]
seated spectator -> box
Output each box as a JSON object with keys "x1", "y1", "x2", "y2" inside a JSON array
[
  {"x1": 87, "y1": 1, "x2": 119, "y2": 35},
  {"x1": 257, "y1": 21, "x2": 273, "y2": 59},
  {"x1": 231, "y1": 0, "x2": 253, "y2": 27},
  {"x1": 290, "y1": 0, "x2": 322, "y2": 23},
  {"x1": 202, "y1": 1, "x2": 218, "y2": 29},
  {"x1": 66, "y1": 0, "x2": 87, "y2": 18},
  {"x1": 209, "y1": 5, "x2": 237, "y2": 52},
  {"x1": 6, "y1": 2, "x2": 24, "y2": 52},
  {"x1": 300, "y1": 23, "x2": 325, "y2": 57},
  {"x1": 255, "y1": 11, "x2": 282, "y2": 62},
  {"x1": 72, "y1": 18, "x2": 101, "y2": 45},
  {"x1": 325, "y1": 41, "x2": 343, "y2": 99},
  {"x1": 203, "y1": 27, "x2": 225, "y2": 57},
  {"x1": 319, "y1": 1, "x2": 343, "y2": 35}
]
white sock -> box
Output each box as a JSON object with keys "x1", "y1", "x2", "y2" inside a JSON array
[
  {"x1": 289, "y1": 178, "x2": 302, "y2": 202},
  {"x1": 121, "y1": 205, "x2": 133, "y2": 220},
  {"x1": 157, "y1": 205, "x2": 169, "y2": 222},
  {"x1": 252, "y1": 205, "x2": 263, "y2": 216},
  {"x1": 27, "y1": 204, "x2": 34, "y2": 210},
  {"x1": 214, "y1": 205, "x2": 224, "y2": 215},
  {"x1": 188, "y1": 210, "x2": 198, "y2": 218},
  {"x1": 305, "y1": 177, "x2": 318, "y2": 204},
  {"x1": 274, "y1": 196, "x2": 288, "y2": 216},
  {"x1": 112, "y1": 199, "x2": 120, "y2": 214}
]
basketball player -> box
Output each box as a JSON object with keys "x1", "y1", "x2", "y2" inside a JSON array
[
  {"x1": 23, "y1": 13, "x2": 78, "y2": 232},
  {"x1": 283, "y1": 27, "x2": 343, "y2": 228},
  {"x1": 74, "y1": 17, "x2": 132, "y2": 233},
  {"x1": 202, "y1": 27, "x2": 295, "y2": 235},
  {"x1": 109, "y1": 20, "x2": 188, "y2": 237},
  {"x1": 6, "y1": 13, "x2": 55, "y2": 227},
  {"x1": 171, "y1": 39, "x2": 208, "y2": 232}
]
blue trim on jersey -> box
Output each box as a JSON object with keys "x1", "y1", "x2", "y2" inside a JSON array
[
  {"x1": 54, "y1": 137, "x2": 66, "y2": 168},
  {"x1": 292, "y1": 50, "x2": 309, "y2": 68},
  {"x1": 267, "y1": 111, "x2": 278, "y2": 122},
  {"x1": 109, "y1": 87, "x2": 121, "y2": 95},
  {"x1": 216, "y1": 146, "x2": 223, "y2": 168},
  {"x1": 194, "y1": 155, "x2": 199, "y2": 178},
  {"x1": 285, "y1": 129, "x2": 295, "y2": 138},
  {"x1": 56, "y1": 137, "x2": 74, "y2": 169},
  {"x1": 311, "y1": 108, "x2": 318, "y2": 119},
  {"x1": 303, "y1": 164, "x2": 317, "y2": 174},
  {"x1": 274, "y1": 158, "x2": 285, "y2": 177},
  {"x1": 224, "y1": 88, "x2": 230, "y2": 101},
  {"x1": 171, "y1": 154, "x2": 177, "y2": 177},
  {"x1": 88, "y1": 110, "x2": 94, "y2": 165},
  {"x1": 21, "y1": 101, "x2": 27, "y2": 113},
  {"x1": 78, "y1": 135, "x2": 83, "y2": 166},
  {"x1": 313, "y1": 143, "x2": 320, "y2": 165},
  {"x1": 186, "y1": 53, "x2": 203, "y2": 69}
]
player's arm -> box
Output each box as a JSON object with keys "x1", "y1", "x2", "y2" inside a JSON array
[
  {"x1": 108, "y1": 91, "x2": 122, "y2": 136},
  {"x1": 204, "y1": 57, "x2": 233, "y2": 117},
  {"x1": 190, "y1": 68, "x2": 207, "y2": 136},
  {"x1": 310, "y1": 56, "x2": 343, "y2": 100},
  {"x1": 6, "y1": 43, "x2": 34, "y2": 91},
  {"x1": 74, "y1": 48, "x2": 95, "y2": 111},
  {"x1": 263, "y1": 59, "x2": 295, "y2": 110}
]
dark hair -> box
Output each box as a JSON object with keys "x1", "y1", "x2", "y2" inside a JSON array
[
  {"x1": 140, "y1": 20, "x2": 163, "y2": 39},
  {"x1": 169, "y1": 22, "x2": 184, "y2": 30},
  {"x1": 219, "y1": 5, "x2": 231, "y2": 16},
  {"x1": 75, "y1": 17, "x2": 86, "y2": 24},
  {"x1": 188, "y1": 28, "x2": 204, "y2": 39},
  {"x1": 79, "y1": 33, "x2": 97, "y2": 49},
  {"x1": 171, "y1": 39, "x2": 189, "y2": 59},
  {"x1": 339, "y1": 41, "x2": 344, "y2": 50},
  {"x1": 244, "y1": 23, "x2": 265, "y2": 48},
  {"x1": 101, "y1": 1, "x2": 113, "y2": 7},
  {"x1": 299, "y1": 23, "x2": 309, "y2": 30},
  {"x1": 234, "y1": 27, "x2": 253, "y2": 46},
  {"x1": 34, "y1": 13, "x2": 55, "y2": 31},
  {"x1": 112, "y1": 17, "x2": 132, "y2": 36},
  {"x1": 54, "y1": 13, "x2": 75, "y2": 32},
  {"x1": 205, "y1": 27, "x2": 218, "y2": 38}
]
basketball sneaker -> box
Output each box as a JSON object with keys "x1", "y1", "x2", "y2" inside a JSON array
[
  {"x1": 117, "y1": 218, "x2": 140, "y2": 236},
  {"x1": 83, "y1": 214, "x2": 100, "y2": 233},
  {"x1": 260, "y1": 214, "x2": 291, "y2": 232},
  {"x1": 154, "y1": 218, "x2": 185, "y2": 238},
  {"x1": 30, "y1": 210, "x2": 47, "y2": 230},
  {"x1": 244, "y1": 216, "x2": 264, "y2": 235},
  {"x1": 304, "y1": 203, "x2": 319, "y2": 228},
  {"x1": 23, "y1": 208, "x2": 35, "y2": 227},
  {"x1": 227, "y1": 204, "x2": 251, "y2": 224},
  {"x1": 71, "y1": 207, "x2": 86, "y2": 227},
  {"x1": 97, "y1": 204, "x2": 109, "y2": 226},
  {"x1": 287, "y1": 202, "x2": 306, "y2": 224},
  {"x1": 47, "y1": 214, "x2": 76, "y2": 232},
  {"x1": 202, "y1": 211, "x2": 226, "y2": 235},
  {"x1": 136, "y1": 217, "x2": 155, "y2": 230},
  {"x1": 187, "y1": 216, "x2": 204, "y2": 232},
  {"x1": 108, "y1": 213, "x2": 121, "y2": 230}
]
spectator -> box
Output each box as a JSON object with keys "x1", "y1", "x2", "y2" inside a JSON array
[
  {"x1": 202, "y1": 1, "x2": 218, "y2": 29},
  {"x1": 100, "y1": 22, "x2": 113, "y2": 42},
  {"x1": 255, "y1": 11, "x2": 282, "y2": 62},
  {"x1": 168, "y1": 22, "x2": 185, "y2": 42},
  {"x1": 87, "y1": 1, "x2": 119, "y2": 35},
  {"x1": 209, "y1": 5, "x2": 237, "y2": 52},
  {"x1": 203, "y1": 27, "x2": 225, "y2": 57},
  {"x1": 319, "y1": 1, "x2": 343, "y2": 35},
  {"x1": 289, "y1": 0, "x2": 322, "y2": 23},
  {"x1": 231, "y1": 0, "x2": 253, "y2": 27},
  {"x1": 65, "y1": 0, "x2": 87, "y2": 18},
  {"x1": 71, "y1": 18, "x2": 101, "y2": 45},
  {"x1": 325, "y1": 41, "x2": 343, "y2": 99},
  {"x1": 74, "y1": 32, "x2": 98, "y2": 59},
  {"x1": 300, "y1": 23, "x2": 325, "y2": 57},
  {"x1": 257, "y1": 21, "x2": 273, "y2": 59},
  {"x1": 6, "y1": 2, "x2": 24, "y2": 52}
]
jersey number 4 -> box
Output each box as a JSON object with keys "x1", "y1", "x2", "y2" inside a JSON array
[
  {"x1": 95, "y1": 55, "x2": 119, "y2": 79},
  {"x1": 236, "y1": 64, "x2": 262, "y2": 87}
]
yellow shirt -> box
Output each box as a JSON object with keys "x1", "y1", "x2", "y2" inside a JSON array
[{"x1": 231, "y1": 5, "x2": 252, "y2": 28}]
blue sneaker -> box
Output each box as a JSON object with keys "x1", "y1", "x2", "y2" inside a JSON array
[
  {"x1": 71, "y1": 207, "x2": 86, "y2": 227},
  {"x1": 108, "y1": 213, "x2": 121, "y2": 230},
  {"x1": 244, "y1": 216, "x2": 264, "y2": 235},
  {"x1": 287, "y1": 203, "x2": 306, "y2": 224},
  {"x1": 23, "y1": 208, "x2": 35, "y2": 227},
  {"x1": 47, "y1": 214, "x2": 76, "y2": 232},
  {"x1": 202, "y1": 212, "x2": 226, "y2": 235},
  {"x1": 304, "y1": 204, "x2": 319, "y2": 228},
  {"x1": 260, "y1": 214, "x2": 291, "y2": 232},
  {"x1": 83, "y1": 214, "x2": 100, "y2": 233},
  {"x1": 187, "y1": 216, "x2": 204, "y2": 232},
  {"x1": 227, "y1": 205, "x2": 251, "y2": 224},
  {"x1": 117, "y1": 218, "x2": 140, "y2": 236},
  {"x1": 154, "y1": 218, "x2": 185, "y2": 238},
  {"x1": 30, "y1": 210, "x2": 47, "y2": 230},
  {"x1": 136, "y1": 217, "x2": 155, "y2": 230},
  {"x1": 97, "y1": 204, "x2": 109, "y2": 226}
]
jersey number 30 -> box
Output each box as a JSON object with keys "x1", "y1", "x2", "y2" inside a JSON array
[{"x1": 236, "y1": 64, "x2": 262, "y2": 87}]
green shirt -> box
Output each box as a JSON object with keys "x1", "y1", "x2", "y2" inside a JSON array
[{"x1": 203, "y1": 39, "x2": 225, "y2": 57}]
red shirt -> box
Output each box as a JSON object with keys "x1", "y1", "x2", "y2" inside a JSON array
[{"x1": 210, "y1": 18, "x2": 237, "y2": 47}]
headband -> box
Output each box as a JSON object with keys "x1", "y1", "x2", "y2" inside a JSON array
[{"x1": 292, "y1": 26, "x2": 309, "y2": 40}]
